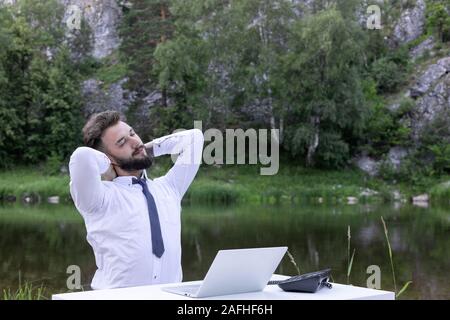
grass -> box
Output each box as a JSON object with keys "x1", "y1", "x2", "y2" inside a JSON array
[
  {"x1": 2, "y1": 272, "x2": 47, "y2": 300},
  {"x1": 183, "y1": 163, "x2": 390, "y2": 205},
  {"x1": 430, "y1": 181, "x2": 450, "y2": 204},
  {"x1": 82, "y1": 52, "x2": 128, "y2": 87},
  {"x1": 95, "y1": 61, "x2": 127, "y2": 87},
  {"x1": 282, "y1": 219, "x2": 412, "y2": 297},
  {"x1": 1, "y1": 161, "x2": 448, "y2": 206},
  {"x1": 341, "y1": 217, "x2": 412, "y2": 298},
  {"x1": 347, "y1": 226, "x2": 356, "y2": 285},
  {"x1": 2, "y1": 282, "x2": 47, "y2": 300},
  {"x1": 381, "y1": 216, "x2": 412, "y2": 299},
  {"x1": 286, "y1": 250, "x2": 301, "y2": 276},
  {"x1": 0, "y1": 167, "x2": 71, "y2": 204}
]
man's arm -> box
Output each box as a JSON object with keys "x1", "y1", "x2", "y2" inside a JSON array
[
  {"x1": 69, "y1": 147, "x2": 112, "y2": 214},
  {"x1": 146, "y1": 129, "x2": 204, "y2": 200}
]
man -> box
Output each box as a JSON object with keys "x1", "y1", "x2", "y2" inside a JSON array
[{"x1": 69, "y1": 110, "x2": 204, "y2": 290}]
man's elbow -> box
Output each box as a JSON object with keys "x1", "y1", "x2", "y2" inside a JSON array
[{"x1": 69, "y1": 147, "x2": 91, "y2": 164}]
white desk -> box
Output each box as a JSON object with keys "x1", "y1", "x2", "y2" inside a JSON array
[{"x1": 52, "y1": 274, "x2": 395, "y2": 300}]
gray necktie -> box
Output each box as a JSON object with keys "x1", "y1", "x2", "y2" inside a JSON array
[{"x1": 132, "y1": 177, "x2": 165, "y2": 258}]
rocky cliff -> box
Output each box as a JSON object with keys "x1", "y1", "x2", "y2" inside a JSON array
[
  {"x1": 61, "y1": 0, "x2": 122, "y2": 59},
  {"x1": 2, "y1": 0, "x2": 449, "y2": 174}
]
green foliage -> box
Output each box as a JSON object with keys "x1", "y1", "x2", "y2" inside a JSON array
[
  {"x1": 94, "y1": 53, "x2": 127, "y2": 86},
  {"x1": 2, "y1": 281, "x2": 47, "y2": 300},
  {"x1": 430, "y1": 180, "x2": 450, "y2": 202},
  {"x1": 428, "y1": 143, "x2": 450, "y2": 173},
  {"x1": 371, "y1": 58, "x2": 405, "y2": 93},
  {"x1": 0, "y1": 1, "x2": 84, "y2": 167},
  {"x1": 0, "y1": 0, "x2": 446, "y2": 173},
  {"x1": 363, "y1": 97, "x2": 413, "y2": 157},
  {"x1": 43, "y1": 151, "x2": 64, "y2": 176},
  {"x1": 118, "y1": 0, "x2": 173, "y2": 92},
  {"x1": 153, "y1": 0, "x2": 298, "y2": 137},
  {"x1": 426, "y1": 0, "x2": 450, "y2": 42},
  {"x1": 419, "y1": 109, "x2": 450, "y2": 174},
  {"x1": 282, "y1": 9, "x2": 368, "y2": 167},
  {"x1": 370, "y1": 46, "x2": 410, "y2": 94},
  {"x1": 185, "y1": 180, "x2": 243, "y2": 205},
  {"x1": 316, "y1": 132, "x2": 350, "y2": 168}
]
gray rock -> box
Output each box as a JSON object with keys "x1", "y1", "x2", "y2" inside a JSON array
[
  {"x1": 410, "y1": 63, "x2": 447, "y2": 98},
  {"x1": 355, "y1": 155, "x2": 379, "y2": 176},
  {"x1": 355, "y1": 148, "x2": 410, "y2": 176},
  {"x1": 411, "y1": 71, "x2": 450, "y2": 140},
  {"x1": 392, "y1": 0, "x2": 426, "y2": 44},
  {"x1": 124, "y1": 89, "x2": 167, "y2": 138},
  {"x1": 437, "y1": 56, "x2": 450, "y2": 71},
  {"x1": 61, "y1": 0, "x2": 122, "y2": 59},
  {"x1": 360, "y1": 188, "x2": 379, "y2": 197},
  {"x1": 387, "y1": 147, "x2": 408, "y2": 170},
  {"x1": 392, "y1": 190, "x2": 402, "y2": 201},
  {"x1": 347, "y1": 197, "x2": 358, "y2": 204},
  {"x1": 47, "y1": 196, "x2": 60, "y2": 204},
  {"x1": 143, "y1": 91, "x2": 163, "y2": 107},
  {"x1": 409, "y1": 36, "x2": 435, "y2": 61},
  {"x1": 388, "y1": 102, "x2": 401, "y2": 113},
  {"x1": 81, "y1": 78, "x2": 133, "y2": 117},
  {"x1": 0, "y1": 0, "x2": 16, "y2": 5},
  {"x1": 412, "y1": 193, "x2": 429, "y2": 202}
]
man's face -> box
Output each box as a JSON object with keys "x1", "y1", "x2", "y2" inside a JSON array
[{"x1": 101, "y1": 121, "x2": 152, "y2": 171}]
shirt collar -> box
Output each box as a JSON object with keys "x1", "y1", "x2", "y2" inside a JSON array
[{"x1": 113, "y1": 169, "x2": 151, "y2": 187}]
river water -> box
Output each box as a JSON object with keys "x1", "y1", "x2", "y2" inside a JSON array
[{"x1": 0, "y1": 202, "x2": 448, "y2": 299}]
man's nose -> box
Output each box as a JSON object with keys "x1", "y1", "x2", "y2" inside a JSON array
[{"x1": 130, "y1": 135, "x2": 141, "y2": 148}]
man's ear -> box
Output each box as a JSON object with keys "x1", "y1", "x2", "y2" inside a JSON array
[
  {"x1": 101, "y1": 147, "x2": 120, "y2": 167},
  {"x1": 106, "y1": 153, "x2": 120, "y2": 167}
]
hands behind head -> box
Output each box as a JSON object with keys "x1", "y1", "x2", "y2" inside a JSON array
[
  {"x1": 101, "y1": 153, "x2": 119, "y2": 181},
  {"x1": 101, "y1": 163, "x2": 118, "y2": 181}
]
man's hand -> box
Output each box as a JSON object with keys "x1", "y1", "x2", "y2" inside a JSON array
[
  {"x1": 145, "y1": 141, "x2": 154, "y2": 157},
  {"x1": 101, "y1": 163, "x2": 118, "y2": 181}
]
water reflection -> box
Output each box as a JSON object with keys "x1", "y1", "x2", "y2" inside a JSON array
[{"x1": 0, "y1": 202, "x2": 448, "y2": 299}]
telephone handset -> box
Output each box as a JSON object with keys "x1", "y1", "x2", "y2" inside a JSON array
[{"x1": 268, "y1": 268, "x2": 332, "y2": 293}]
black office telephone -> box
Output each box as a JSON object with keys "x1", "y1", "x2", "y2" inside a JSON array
[{"x1": 268, "y1": 268, "x2": 332, "y2": 293}]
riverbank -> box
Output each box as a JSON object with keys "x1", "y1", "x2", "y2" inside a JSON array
[{"x1": 1, "y1": 162, "x2": 449, "y2": 206}]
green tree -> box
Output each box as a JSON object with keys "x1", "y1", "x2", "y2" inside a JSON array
[
  {"x1": 118, "y1": 0, "x2": 173, "y2": 97},
  {"x1": 30, "y1": 47, "x2": 83, "y2": 163},
  {"x1": 281, "y1": 9, "x2": 369, "y2": 167},
  {"x1": 155, "y1": 0, "x2": 295, "y2": 132},
  {"x1": 0, "y1": 6, "x2": 21, "y2": 166},
  {"x1": 0, "y1": 1, "x2": 84, "y2": 167},
  {"x1": 0, "y1": 13, "x2": 33, "y2": 166},
  {"x1": 427, "y1": 0, "x2": 450, "y2": 42}
]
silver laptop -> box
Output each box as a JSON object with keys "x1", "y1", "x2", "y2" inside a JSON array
[{"x1": 163, "y1": 246, "x2": 287, "y2": 298}]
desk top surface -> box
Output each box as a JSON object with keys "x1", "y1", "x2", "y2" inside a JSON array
[{"x1": 52, "y1": 274, "x2": 395, "y2": 300}]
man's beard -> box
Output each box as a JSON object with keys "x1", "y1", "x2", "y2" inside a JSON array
[{"x1": 115, "y1": 154, "x2": 153, "y2": 171}]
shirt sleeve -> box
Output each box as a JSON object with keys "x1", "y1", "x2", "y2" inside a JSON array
[
  {"x1": 152, "y1": 129, "x2": 204, "y2": 200},
  {"x1": 69, "y1": 146, "x2": 111, "y2": 214}
]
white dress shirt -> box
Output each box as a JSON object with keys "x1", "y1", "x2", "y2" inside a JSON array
[{"x1": 69, "y1": 129, "x2": 204, "y2": 290}]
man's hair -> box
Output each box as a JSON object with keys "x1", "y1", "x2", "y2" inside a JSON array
[{"x1": 82, "y1": 110, "x2": 122, "y2": 151}]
